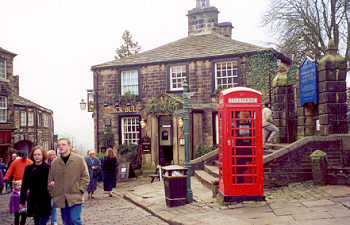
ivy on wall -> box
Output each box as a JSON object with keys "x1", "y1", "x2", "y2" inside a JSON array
[
  {"x1": 99, "y1": 127, "x2": 114, "y2": 148},
  {"x1": 116, "y1": 92, "x2": 137, "y2": 106},
  {"x1": 145, "y1": 94, "x2": 182, "y2": 114},
  {"x1": 246, "y1": 52, "x2": 278, "y2": 103}
]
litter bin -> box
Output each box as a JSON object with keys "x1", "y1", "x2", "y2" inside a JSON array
[{"x1": 162, "y1": 165, "x2": 188, "y2": 207}]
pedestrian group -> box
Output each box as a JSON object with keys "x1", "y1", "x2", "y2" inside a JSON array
[{"x1": 0, "y1": 137, "x2": 119, "y2": 225}]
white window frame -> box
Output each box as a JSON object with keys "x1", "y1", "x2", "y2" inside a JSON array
[
  {"x1": 20, "y1": 111, "x2": 27, "y2": 126},
  {"x1": 215, "y1": 61, "x2": 238, "y2": 89},
  {"x1": 0, "y1": 58, "x2": 6, "y2": 80},
  {"x1": 0, "y1": 96, "x2": 7, "y2": 123},
  {"x1": 121, "y1": 70, "x2": 139, "y2": 95},
  {"x1": 170, "y1": 65, "x2": 186, "y2": 91},
  {"x1": 43, "y1": 141, "x2": 49, "y2": 150},
  {"x1": 28, "y1": 112, "x2": 34, "y2": 126},
  {"x1": 121, "y1": 117, "x2": 140, "y2": 144},
  {"x1": 43, "y1": 113, "x2": 49, "y2": 127},
  {"x1": 37, "y1": 113, "x2": 42, "y2": 127}
]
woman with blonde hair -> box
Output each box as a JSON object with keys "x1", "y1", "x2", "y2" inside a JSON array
[
  {"x1": 20, "y1": 146, "x2": 51, "y2": 225},
  {"x1": 102, "y1": 148, "x2": 119, "y2": 197}
]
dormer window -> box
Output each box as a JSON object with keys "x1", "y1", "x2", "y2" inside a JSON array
[{"x1": 0, "y1": 58, "x2": 6, "y2": 80}]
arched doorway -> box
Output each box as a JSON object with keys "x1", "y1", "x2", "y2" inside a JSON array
[{"x1": 14, "y1": 140, "x2": 33, "y2": 157}]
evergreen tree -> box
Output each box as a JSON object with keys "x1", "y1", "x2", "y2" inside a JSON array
[{"x1": 115, "y1": 30, "x2": 141, "y2": 59}]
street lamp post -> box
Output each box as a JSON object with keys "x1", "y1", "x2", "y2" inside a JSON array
[
  {"x1": 183, "y1": 79, "x2": 193, "y2": 203},
  {"x1": 80, "y1": 99, "x2": 87, "y2": 111}
]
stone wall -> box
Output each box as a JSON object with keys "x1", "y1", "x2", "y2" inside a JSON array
[{"x1": 264, "y1": 135, "x2": 348, "y2": 187}]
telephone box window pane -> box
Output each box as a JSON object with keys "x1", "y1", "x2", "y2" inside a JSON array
[{"x1": 231, "y1": 110, "x2": 257, "y2": 184}]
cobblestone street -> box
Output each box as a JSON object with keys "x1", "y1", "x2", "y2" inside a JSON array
[{"x1": 0, "y1": 177, "x2": 168, "y2": 225}]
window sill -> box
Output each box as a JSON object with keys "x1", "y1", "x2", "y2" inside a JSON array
[{"x1": 0, "y1": 78, "x2": 10, "y2": 83}]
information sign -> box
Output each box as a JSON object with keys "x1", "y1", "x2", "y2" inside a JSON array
[
  {"x1": 118, "y1": 162, "x2": 130, "y2": 182},
  {"x1": 299, "y1": 58, "x2": 318, "y2": 106}
]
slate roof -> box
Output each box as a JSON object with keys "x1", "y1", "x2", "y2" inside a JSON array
[
  {"x1": 14, "y1": 95, "x2": 53, "y2": 113},
  {"x1": 0, "y1": 47, "x2": 17, "y2": 56},
  {"x1": 92, "y1": 34, "x2": 288, "y2": 69}
]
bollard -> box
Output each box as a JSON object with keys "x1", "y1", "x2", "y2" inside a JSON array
[{"x1": 310, "y1": 150, "x2": 328, "y2": 185}]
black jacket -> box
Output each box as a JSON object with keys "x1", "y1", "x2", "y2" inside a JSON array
[{"x1": 20, "y1": 163, "x2": 51, "y2": 217}]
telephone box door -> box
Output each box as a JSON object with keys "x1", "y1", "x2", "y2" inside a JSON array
[{"x1": 218, "y1": 87, "x2": 264, "y2": 202}]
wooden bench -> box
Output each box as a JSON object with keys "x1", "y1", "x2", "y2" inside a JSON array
[
  {"x1": 149, "y1": 174, "x2": 160, "y2": 183},
  {"x1": 148, "y1": 165, "x2": 162, "y2": 183}
]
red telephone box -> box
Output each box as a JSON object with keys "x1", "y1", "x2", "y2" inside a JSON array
[{"x1": 217, "y1": 87, "x2": 265, "y2": 202}]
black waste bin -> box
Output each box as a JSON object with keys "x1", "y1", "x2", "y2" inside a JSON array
[{"x1": 162, "y1": 165, "x2": 187, "y2": 207}]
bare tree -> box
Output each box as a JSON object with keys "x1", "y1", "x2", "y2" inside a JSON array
[
  {"x1": 263, "y1": 0, "x2": 350, "y2": 64},
  {"x1": 115, "y1": 30, "x2": 141, "y2": 59}
]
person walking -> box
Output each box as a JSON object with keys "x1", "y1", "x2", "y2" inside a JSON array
[
  {"x1": 47, "y1": 150, "x2": 58, "y2": 225},
  {"x1": 263, "y1": 102, "x2": 279, "y2": 145},
  {"x1": 48, "y1": 138, "x2": 89, "y2": 225},
  {"x1": 4, "y1": 152, "x2": 32, "y2": 182},
  {"x1": 6, "y1": 153, "x2": 18, "y2": 192},
  {"x1": 20, "y1": 146, "x2": 51, "y2": 225},
  {"x1": 0, "y1": 169, "x2": 4, "y2": 194},
  {"x1": 85, "y1": 151, "x2": 100, "y2": 199},
  {"x1": 102, "y1": 148, "x2": 119, "y2": 197},
  {"x1": 9, "y1": 180, "x2": 27, "y2": 225}
]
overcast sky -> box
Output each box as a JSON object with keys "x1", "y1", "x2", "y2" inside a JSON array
[{"x1": 1, "y1": 0, "x2": 274, "y2": 151}]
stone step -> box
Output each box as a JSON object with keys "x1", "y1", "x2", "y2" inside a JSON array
[
  {"x1": 194, "y1": 170, "x2": 218, "y2": 190},
  {"x1": 214, "y1": 160, "x2": 219, "y2": 166},
  {"x1": 204, "y1": 164, "x2": 219, "y2": 178},
  {"x1": 264, "y1": 143, "x2": 288, "y2": 150},
  {"x1": 263, "y1": 150, "x2": 275, "y2": 155}
]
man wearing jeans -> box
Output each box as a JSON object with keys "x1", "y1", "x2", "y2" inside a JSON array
[
  {"x1": 263, "y1": 102, "x2": 279, "y2": 145},
  {"x1": 49, "y1": 138, "x2": 89, "y2": 225}
]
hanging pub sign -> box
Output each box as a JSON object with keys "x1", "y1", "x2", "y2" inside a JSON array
[
  {"x1": 299, "y1": 57, "x2": 318, "y2": 106},
  {"x1": 87, "y1": 90, "x2": 95, "y2": 112}
]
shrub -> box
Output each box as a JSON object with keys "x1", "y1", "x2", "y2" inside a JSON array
[
  {"x1": 194, "y1": 144, "x2": 218, "y2": 158},
  {"x1": 117, "y1": 143, "x2": 141, "y2": 169}
]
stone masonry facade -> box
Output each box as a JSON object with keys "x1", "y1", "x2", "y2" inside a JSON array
[{"x1": 0, "y1": 47, "x2": 54, "y2": 162}]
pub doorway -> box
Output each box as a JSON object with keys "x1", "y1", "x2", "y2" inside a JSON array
[{"x1": 159, "y1": 115, "x2": 173, "y2": 166}]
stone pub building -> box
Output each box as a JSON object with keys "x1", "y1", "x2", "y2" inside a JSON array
[{"x1": 91, "y1": 0, "x2": 288, "y2": 167}]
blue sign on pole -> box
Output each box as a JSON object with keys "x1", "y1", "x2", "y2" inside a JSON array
[{"x1": 299, "y1": 58, "x2": 318, "y2": 106}]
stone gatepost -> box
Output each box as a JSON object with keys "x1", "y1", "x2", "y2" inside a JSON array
[
  {"x1": 310, "y1": 150, "x2": 328, "y2": 185},
  {"x1": 318, "y1": 40, "x2": 348, "y2": 135},
  {"x1": 272, "y1": 64, "x2": 288, "y2": 143}
]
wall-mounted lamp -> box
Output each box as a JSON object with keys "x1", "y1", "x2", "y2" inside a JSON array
[
  {"x1": 178, "y1": 118, "x2": 184, "y2": 128},
  {"x1": 80, "y1": 99, "x2": 87, "y2": 111},
  {"x1": 140, "y1": 119, "x2": 147, "y2": 128}
]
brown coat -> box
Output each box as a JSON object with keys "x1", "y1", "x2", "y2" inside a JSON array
[{"x1": 49, "y1": 152, "x2": 90, "y2": 208}]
